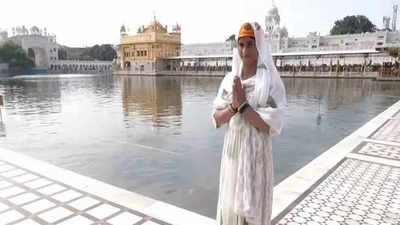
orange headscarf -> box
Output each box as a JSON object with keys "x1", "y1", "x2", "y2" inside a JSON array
[{"x1": 238, "y1": 22, "x2": 255, "y2": 39}]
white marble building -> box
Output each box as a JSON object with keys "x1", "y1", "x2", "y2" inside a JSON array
[
  {"x1": 1, "y1": 26, "x2": 59, "y2": 69},
  {"x1": 181, "y1": 2, "x2": 400, "y2": 57},
  {"x1": 275, "y1": 30, "x2": 399, "y2": 54},
  {"x1": 181, "y1": 42, "x2": 232, "y2": 56}
]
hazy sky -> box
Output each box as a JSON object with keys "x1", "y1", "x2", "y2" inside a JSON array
[{"x1": 0, "y1": 0, "x2": 396, "y2": 47}]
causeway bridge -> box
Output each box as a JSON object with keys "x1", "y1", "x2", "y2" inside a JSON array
[{"x1": 50, "y1": 60, "x2": 112, "y2": 74}]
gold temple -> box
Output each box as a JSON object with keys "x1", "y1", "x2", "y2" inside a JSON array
[{"x1": 120, "y1": 18, "x2": 181, "y2": 72}]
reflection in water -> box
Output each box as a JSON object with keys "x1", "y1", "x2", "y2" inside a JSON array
[
  {"x1": 283, "y1": 78, "x2": 400, "y2": 125},
  {"x1": 0, "y1": 78, "x2": 63, "y2": 141},
  {"x1": 0, "y1": 76, "x2": 400, "y2": 218},
  {"x1": 180, "y1": 77, "x2": 222, "y2": 100},
  {"x1": 286, "y1": 78, "x2": 373, "y2": 105},
  {"x1": 0, "y1": 122, "x2": 5, "y2": 137},
  {"x1": 4, "y1": 78, "x2": 62, "y2": 117},
  {"x1": 275, "y1": 78, "x2": 400, "y2": 184},
  {"x1": 118, "y1": 76, "x2": 182, "y2": 133}
]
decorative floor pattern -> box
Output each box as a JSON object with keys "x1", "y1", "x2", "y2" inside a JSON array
[
  {"x1": 371, "y1": 118, "x2": 400, "y2": 143},
  {"x1": 0, "y1": 161, "x2": 169, "y2": 225},
  {"x1": 355, "y1": 142, "x2": 400, "y2": 160},
  {"x1": 276, "y1": 158, "x2": 400, "y2": 225}
]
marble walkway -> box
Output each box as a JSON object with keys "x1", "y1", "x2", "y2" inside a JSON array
[{"x1": 272, "y1": 100, "x2": 400, "y2": 225}]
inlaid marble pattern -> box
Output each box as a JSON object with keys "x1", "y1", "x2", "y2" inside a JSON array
[
  {"x1": 0, "y1": 160, "x2": 169, "y2": 225},
  {"x1": 276, "y1": 158, "x2": 400, "y2": 225},
  {"x1": 371, "y1": 118, "x2": 400, "y2": 143},
  {"x1": 355, "y1": 142, "x2": 400, "y2": 160}
]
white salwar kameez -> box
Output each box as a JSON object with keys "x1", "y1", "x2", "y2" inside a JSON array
[{"x1": 212, "y1": 22, "x2": 287, "y2": 225}]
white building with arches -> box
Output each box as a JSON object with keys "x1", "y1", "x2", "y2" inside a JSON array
[
  {"x1": 1, "y1": 26, "x2": 59, "y2": 70},
  {"x1": 182, "y1": 2, "x2": 400, "y2": 59}
]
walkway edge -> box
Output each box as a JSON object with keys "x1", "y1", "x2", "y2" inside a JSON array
[{"x1": 0, "y1": 147, "x2": 216, "y2": 225}]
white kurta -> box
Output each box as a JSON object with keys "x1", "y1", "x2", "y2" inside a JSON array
[{"x1": 214, "y1": 76, "x2": 279, "y2": 225}]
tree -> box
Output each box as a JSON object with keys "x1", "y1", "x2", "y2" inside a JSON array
[
  {"x1": 330, "y1": 15, "x2": 376, "y2": 35},
  {"x1": 0, "y1": 41, "x2": 34, "y2": 68},
  {"x1": 80, "y1": 44, "x2": 116, "y2": 61}
]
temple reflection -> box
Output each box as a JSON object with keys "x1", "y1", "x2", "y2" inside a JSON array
[
  {"x1": 118, "y1": 76, "x2": 183, "y2": 131},
  {"x1": 284, "y1": 78, "x2": 376, "y2": 107}
]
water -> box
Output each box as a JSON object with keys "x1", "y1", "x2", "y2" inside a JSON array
[{"x1": 0, "y1": 74, "x2": 399, "y2": 218}]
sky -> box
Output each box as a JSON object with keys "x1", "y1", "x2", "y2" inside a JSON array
[{"x1": 0, "y1": 0, "x2": 396, "y2": 47}]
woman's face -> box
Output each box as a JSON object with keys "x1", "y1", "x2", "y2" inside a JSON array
[{"x1": 238, "y1": 37, "x2": 258, "y2": 66}]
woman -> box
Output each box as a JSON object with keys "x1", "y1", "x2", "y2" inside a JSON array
[{"x1": 212, "y1": 22, "x2": 287, "y2": 225}]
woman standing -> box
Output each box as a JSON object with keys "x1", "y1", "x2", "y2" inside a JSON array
[{"x1": 212, "y1": 22, "x2": 287, "y2": 225}]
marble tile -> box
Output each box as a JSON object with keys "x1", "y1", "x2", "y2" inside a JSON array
[
  {"x1": 12, "y1": 174, "x2": 39, "y2": 183},
  {"x1": 13, "y1": 219, "x2": 41, "y2": 225},
  {"x1": 0, "y1": 180, "x2": 12, "y2": 189},
  {"x1": 37, "y1": 207, "x2": 74, "y2": 223},
  {"x1": 68, "y1": 196, "x2": 100, "y2": 211},
  {"x1": 0, "y1": 186, "x2": 25, "y2": 198},
  {"x1": 0, "y1": 210, "x2": 24, "y2": 224},
  {"x1": 57, "y1": 215, "x2": 93, "y2": 225},
  {"x1": 372, "y1": 118, "x2": 400, "y2": 143},
  {"x1": 0, "y1": 164, "x2": 15, "y2": 173},
  {"x1": 36, "y1": 183, "x2": 66, "y2": 195},
  {"x1": 86, "y1": 203, "x2": 120, "y2": 219},
  {"x1": 23, "y1": 178, "x2": 52, "y2": 189},
  {"x1": 8, "y1": 192, "x2": 40, "y2": 205},
  {"x1": 142, "y1": 221, "x2": 161, "y2": 225},
  {"x1": 107, "y1": 211, "x2": 143, "y2": 225},
  {"x1": 358, "y1": 141, "x2": 400, "y2": 160},
  {"x1": 52, "y1": 189, "x2": 83, "y2": 202},
  {"x1": 1, "y1": 169, "x2": 26, "y2": 178},
  {"x1": 22, "y1": 199, "x2": 56, "y2": 214},
  {"x1": 0, "y1": 202, "x2": 9, "y2": 212}
]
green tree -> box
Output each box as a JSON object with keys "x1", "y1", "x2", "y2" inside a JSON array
[
  {"x1": 330, "y1": 15, "x2": 376, "y2": 35},
  {"x1": 80, "y1": 44, "x2": 116, "y2": 61},
  {"x1": 0, "y1": 41, "x2": 34, "y2": 68}
]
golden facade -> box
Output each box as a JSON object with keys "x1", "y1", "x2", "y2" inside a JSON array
[
  {"x1": 118, "y1": 76, "x2": 182, "y2": 130},
  {"x1": 120, "y1": 19, "x2": 181, "y2": 68}
]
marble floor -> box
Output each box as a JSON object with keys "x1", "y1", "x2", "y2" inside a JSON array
[{"x1": 274, "y1": 101, "x2": 400, "y2": 225}]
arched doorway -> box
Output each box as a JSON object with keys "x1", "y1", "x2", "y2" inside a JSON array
[
  {"x1": 124, "y1": 61, "x2": 131, "y2": 69},
  {"x1": 27, "y1": 47, "x2": 48, "y2": 68},
  {"x1": 27, "y1": 48, "x2": 35, "y2": 62}
]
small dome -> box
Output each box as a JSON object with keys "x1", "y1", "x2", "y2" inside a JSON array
[{"x1": 120, "y1": 25, "x2": 126, "y2": 33}]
